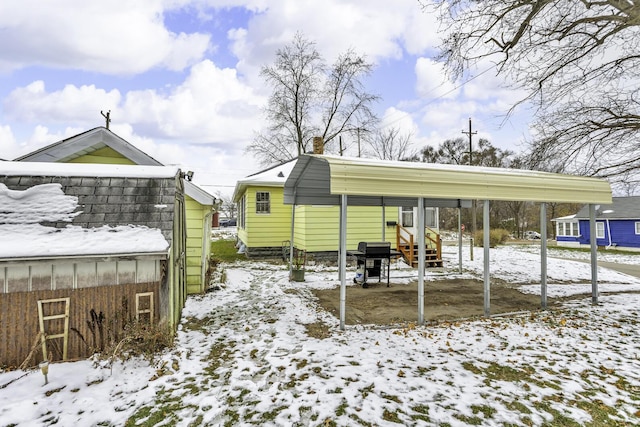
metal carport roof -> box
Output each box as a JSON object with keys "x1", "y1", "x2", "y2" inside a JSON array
[
  {"x1": 284, "y1": 154, "x2": 612, "y2": 206},
  {"x1": 283, "y1": 155, "x2": 612, "y2": 330}
]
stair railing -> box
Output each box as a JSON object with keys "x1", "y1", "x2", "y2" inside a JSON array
[
  {"x1": 396, "y1": 224, "x2": 414, "y2": 266},
  {"x1": 396, "y1": 224, "x2": 442, "y2": 266}
]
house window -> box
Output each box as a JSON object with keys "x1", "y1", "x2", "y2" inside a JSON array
[
  {"x1": 256, "y1": 192, "x2": 270, "y2": 214},
  {"x1": 425, "y1": 207, "x2": 437, "y2": 228},
  {"x1": 557, "y1": 221, "x2": 580, "y2": 237},
  {"x1": 401, "y1": 207, "x2": 413, "y2": 227},
  {"x1": 635, "y1": 222, "x2": 640, "y2": 235},
  {"x1": 571, "y1": 221, "x2": 579, "y2": 236},
  {"x1": 238, "y1": 195, "x2": 246, "y2": 229},
  {"x1": 596, "y1": 222, "x2": 605, "y2": 239}
]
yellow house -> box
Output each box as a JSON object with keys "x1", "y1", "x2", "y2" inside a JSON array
[
  {"x1": 232, "y1": 160, "x2": 400, "y2": 258},
  {"x1": 15, "y1": 127, "x2": 215, "y2": 295}
]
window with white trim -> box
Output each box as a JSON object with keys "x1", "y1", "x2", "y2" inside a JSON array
[
  {"x1": 401, "y1": 207, "x2": 413, "y2": 227},
  {"x1": 256, "y1": 191, "x2": 270, "y2": 214},
  {"x1": 635, "y1": 222, "x2": 640, "y2": 235},
  {"x1": 238, "y1": 195, "x2": 246, "y2": 229},
  {"x1": 571, "y1": 221, "x2": 580, "y2": 236},
  {"x1": 596, "y1": 222, "x2": 605, "y2": 239},
  {"x1": 425, "y1": 207, "x2": 437, "y2": 228},
  {"x1": 557, "y1": 221, "x2": 580, "y2": 237}
]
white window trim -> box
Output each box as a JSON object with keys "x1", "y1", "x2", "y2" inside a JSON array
[
  {"x1": 635, "y1": 221, "x2": 640, "y2": 235},
  {"x1": 596, "y1": 222, "x2": 605, "y2": 239},
  {"x1": 256, "y1": 191, "x2": 270, "y2": 214}
]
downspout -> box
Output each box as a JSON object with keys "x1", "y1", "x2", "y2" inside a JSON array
[{"x1": 606, "y1": 218, "x2": 612, "y2": 249}]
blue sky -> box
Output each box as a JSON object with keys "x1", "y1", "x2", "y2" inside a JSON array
[{"x1": 0, "y1": 0, "x2": 531, "y2": 195}]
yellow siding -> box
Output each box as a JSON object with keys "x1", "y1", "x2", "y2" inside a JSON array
[
  {"x1": 185, "y1": 195, "x2": 212, "y2": 294},
  {"x1": 67, "y1": 147, "x2": 136, "y2": 165},
  {"x1": 296, "y1": 206, "x2": 398, "y2": 251},
  {"x1": 243, "y1": 186, "x2": 292, "y2": 248}
]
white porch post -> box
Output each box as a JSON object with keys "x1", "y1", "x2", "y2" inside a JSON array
[
  {"x1": 483, "y1": 200, "x2": 490, "y2": 317},
  {"x1": 589, "y1": 204, "x2": 599, "y2": 304},
  {"x1": 339, "y1": 194, "x2": 348, "y2": 330},
  {"x1": 417, "y1": 197, "x2": 425, "y2": 325},
  {"x1": 540, "y1": 203, "x2": 548, "y2": 310}
]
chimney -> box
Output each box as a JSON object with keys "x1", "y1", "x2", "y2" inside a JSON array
[{"x1": 313, "y1": 136, "x2": 324, "y2": 154}]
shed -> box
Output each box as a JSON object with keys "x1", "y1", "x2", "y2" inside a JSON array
[
  {"x1": 0, "y1": 162, "x2": 186, "y2": 367},
  {"x1": 284, "y1": 155, "x2": 612, "y2": 329},
  {"x1": 15, "y1": 127, "x2": 216, "y2": 294}
]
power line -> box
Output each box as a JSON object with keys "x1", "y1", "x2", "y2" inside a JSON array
[{"x1": 380, "y1": 66, "x2": 494, "y2": 128}]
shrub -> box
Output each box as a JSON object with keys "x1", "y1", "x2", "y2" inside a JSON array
[{"x1": 473, "y1": 228, "x2": 511, "y2": 247}]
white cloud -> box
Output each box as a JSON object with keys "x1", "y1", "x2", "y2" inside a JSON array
[
  {"x1": 228, "y1": 0, "x2": 439, "y2": 82},
  {"x1": 0, "y1": 125, "x2": 17, "y2": 160},
  {"x1": 3, "y1": 60, "x2": 265, "y2": 147},
  {"x1": 4, "y1": 82, "x2": 121, "y2": 124},
  {"x1": 0, "y1": 1, "x2": 210, "y2": 74},
  {"x1": 121, "y1": 60, "x2": 266, "y2": 143},
  {"x1": 415, "y1": 57, "x2": 459, "y2": 100}
]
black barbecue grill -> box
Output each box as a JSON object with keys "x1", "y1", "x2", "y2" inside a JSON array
[{"x1": 348, "y1": 242, "x2": 401, "y2": 287}]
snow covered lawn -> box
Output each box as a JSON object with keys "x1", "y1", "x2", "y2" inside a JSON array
[{"x1": 1, "y1": 246, "x2": 639, "y2": 426}]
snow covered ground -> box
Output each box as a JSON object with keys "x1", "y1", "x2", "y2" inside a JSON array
[{"x1": 1, "y1": 245, "x2": 639, "y2": 426}]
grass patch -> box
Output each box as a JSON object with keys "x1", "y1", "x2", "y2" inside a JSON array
[
  {"x1": 125, "y1": 388, "x2": 193, "y2": 427},
  {"x1": 210, "y1": 239, "x2": 246, "y2": 263},
  {"x1": 304, "y1": 321, "x2": 332, "y2": 339},
  {"x1": 382, "y1": 408, "x2": 403, "y2": 423}
]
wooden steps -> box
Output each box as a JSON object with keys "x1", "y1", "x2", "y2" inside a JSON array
[{"x1": 399, "y1": 244, "x2": 443, "y2": 268}]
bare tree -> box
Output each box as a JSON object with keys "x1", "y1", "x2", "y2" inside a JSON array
[
  {"x1": 215, "y1": 191, "x2": 237, "y2": 219},
  {"x1": 365, "y1": 127, "x2": 416, "y2": 160},
  {"x1": 428, "y1": 0, "x2": 640, "y2": 187},
  {"x1": 248, "y1": 32, "x2": 379, "y2": 164}
]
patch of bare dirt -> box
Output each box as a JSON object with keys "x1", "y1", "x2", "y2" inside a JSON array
[{"x1": 312, "y1": 278, "x2": 571, "y2": 325}]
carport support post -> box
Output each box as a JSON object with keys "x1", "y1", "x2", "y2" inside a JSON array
[
  {"x1": 458, "y1": 203, "x2": 463, "y2": 274},
  {"x1": 418, "y1": 197, "x2": 426, "y2": 325},
  {"x1": 289, "y1": 202, "x2": 296, "y2": 278},
  {"x1": 589, "y1": 204, "x2": 599, "y2": 304},
  {"x1": 339, "y1": 194, "x2": 348, "y2": 330},
  {"x1": 540, "y1": 203, "x2": 548, "y2": 310},
  {"x1": 483, "y1": 200, "x2": 490, "y2": 317}
]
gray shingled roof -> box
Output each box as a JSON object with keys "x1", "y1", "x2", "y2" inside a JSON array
[
  {"x1": 574, "y1": 196, "x2": 640, "y2": 220},
  {"x1": 1, "y1": 174, "x2": 176, "y2": 243}
]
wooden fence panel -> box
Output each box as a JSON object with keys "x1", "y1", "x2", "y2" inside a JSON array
[{"x1": 0, "y1": 282, "x2": 160, "y2": 369}]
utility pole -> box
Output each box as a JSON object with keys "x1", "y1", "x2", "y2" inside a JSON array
[{"x1": 462, "y1": 118, "x2": 478, "y2": 239}]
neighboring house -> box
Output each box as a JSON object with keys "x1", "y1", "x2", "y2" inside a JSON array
[
  {"x1": 15, "y1": 127, "x2": 215, "y2": 294},
  {"x1": 232, "y1": 160, "x2": 440, "y2": 262},
  {"x1": 553, "y1": 196, "x2": 640, "y2": 251},
  {"x1": 0, "y1": 162, "x2": 186, "y2": 367}
]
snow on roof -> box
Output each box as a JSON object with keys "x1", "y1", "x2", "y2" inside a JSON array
[
  {"x1": 232, "y1": 159, "x2": 296, "y2": 201},
  {"x1": 551, "y1": 214, "x2": 576, "y2": 222},
  {"x1": 0, "y1": 182, "x2": 169, "y2": 259},
  {"x1": 0, "y1": 161, "x2": 179, "y2": 178}
]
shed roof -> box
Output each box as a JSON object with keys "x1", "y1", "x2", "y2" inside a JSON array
[
  {"x1": 14, "y1": 127, "x2": 164, "y2": 166},
  {"x1": 14, "y1": 127, "x2": 216, "y2": 205},
  {"x1": 284, "y1": 155, "x2": 612, "y2": 206},
  {"x1": 574, "y1": 196, "x2": 640, "y2": 220},
  {"x1": 233, "y1": 159, "x2": 296, "y2": 202},
  {"x1": 1, "y1": 162, "x2": 178, "y2": 260}
]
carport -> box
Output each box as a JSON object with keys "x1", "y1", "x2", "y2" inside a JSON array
[{"x1": 283, "y1": 154, "x2": 612, "y2": 330}]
